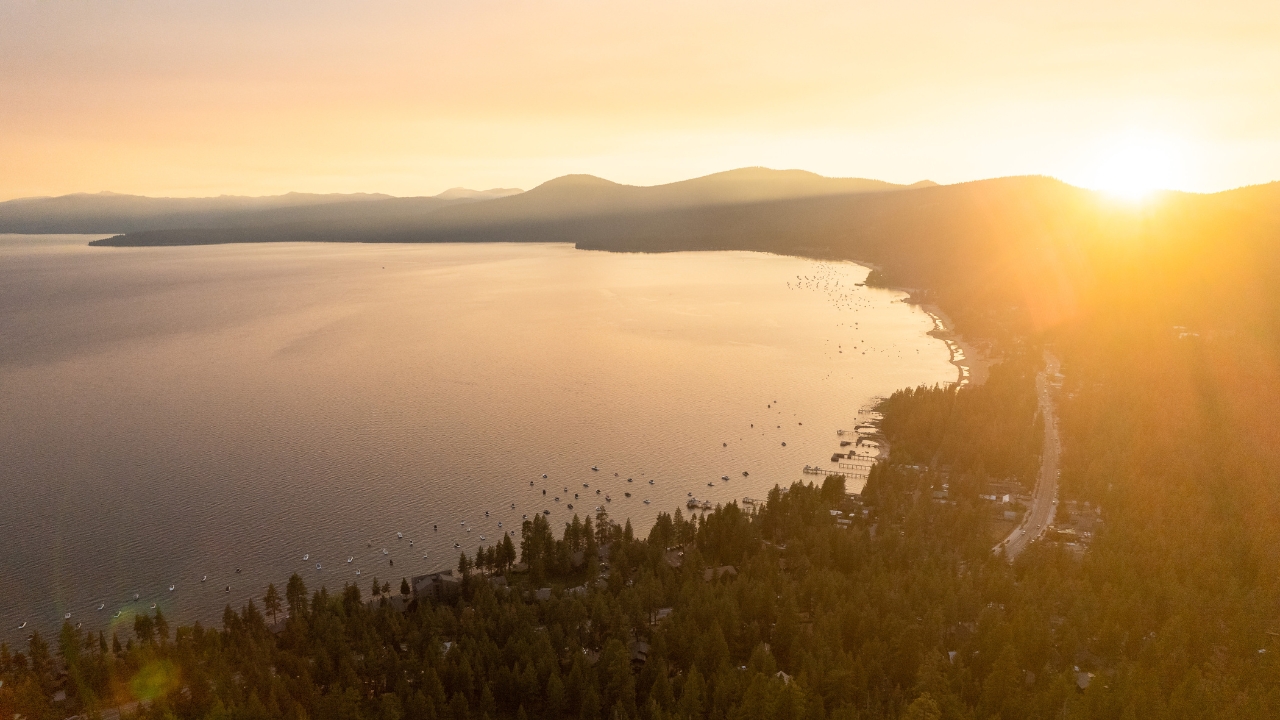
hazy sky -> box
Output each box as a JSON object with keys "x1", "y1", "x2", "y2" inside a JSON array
[{"x1": 2, "y1": 0, "x2": 1278, "y2": 199}]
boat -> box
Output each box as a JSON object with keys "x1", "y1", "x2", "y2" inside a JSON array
[
  {"x1": 627, "y1": 478, "x2": 633, "y2": 482},
  {"x1": 480, "y1": 536, "x2": 486, "y2": 541},
  {"x1": 356, "y1": 570, "x2": 362, "y2": 575},
  {"x1": 583, "y1": 483, "x2": 589, "y2": 488},
  {"x1": 624, "y1": 492, "x2": 631, "y2": 498},
  {"x1": 454, "y1": 543, "x2": 461, "y2": 548},
  {"x1": 742, "y1": 471, "x2": 748, "y2": 477},
  {"x1": 643, "y1": 500, "x2": 650, "y2": 504},
  {"x1": 591, "y1": 466, "x2": 598, "y2": 471},
  {"x1": 201, "y1": 575, "x2": 207, "y2": 582},
  {"x1": 347, "y1": 557, "x2": 353, "y2": 563},
  {"x1": 567, "y1": 504, "x2": 573, "y2": 510},
  {"x1": 75, "y1": 622, "x2": 82, "y2": 629},
  {"x1": 707, "y1": 482, "x2": 714, "y2": 487},
  {"x1": 149, "y1": 603, "x2": 156, "y2": 610},
  {"x1": 303, "y1": 553, "x2": 309, "y2": 561},
  {"x1": 687, "y1": 497, "x2": 700, "y2": 509},
  {"x1": 605, "y1": 495, "x2": 611, "y2": 502},
  {"x1": 510, "y1": 503, "x2": 515, "y2": 509},
  {"x1": 721, "y1": 475, "x2": 729, "y2": 481},
  {"x1": 316, "y1": 563, "x2": 322, "y2": 570},
  {"x1": 542, "y1": 474, "x2": 548, "y2": 478},
  {"x1": 382, "y1": 548, "x2": 388, "y2": 555},
  {"x1": 113, "y1": 612, "x2": 121, "y2": 618},
  {"x1": 97, "y1": 603, "x2": 105, "y2": 611},
  {"x1": 134, "y1": 593, "x2": 139, "y2": 600},
  {"x1": 168, "y1": 585, "x2": 175, "y2": 591},
  {"x1": 687, "y1": 492, "x2": 693, "y2": 496},
  {"x1": 18, "y1": 621, "x2": 27, "y2": 629},
  {"x1": 397, "y1": 532, "x2": 403, "y2": 539},
  {"x1": 498, "y1": 521, "x2": 502, "y2": 527},
  {"x1": 701, "y1": 500, "x2": 712, "y2": 510},
  {"x1": 522, "y1": 514, "x2": 527, "y2": 519},
  {"x1": 782, "y1": 442, "x2": 786, "y2": 447},
  {"x1": 543, "y1": 509, "x2": 551, "y2": 515}
]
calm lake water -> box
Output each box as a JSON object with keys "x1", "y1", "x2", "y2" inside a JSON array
[{"x1": 0, "y1": 236, "x2": 954, "y2": 644}]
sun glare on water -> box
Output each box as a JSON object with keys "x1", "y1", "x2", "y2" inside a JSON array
[{"x1": 1078, "y1": 133, "x2": 1188, "y2": 201}]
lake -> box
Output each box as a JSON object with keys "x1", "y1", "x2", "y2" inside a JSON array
[{"x1": 0, "y1": 236, "x2": 954, "y2": 644}]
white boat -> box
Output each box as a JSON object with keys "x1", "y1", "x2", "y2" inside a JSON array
[
  {"x1": 97, "y1": 603, "x2": 105, "y2": 611},
  {"x1": 133, "y1": 593, "x2": 139, "y2": 600},
  {"x1": 149, "y1": 604, "x2": 155, "y2": 610},
  {"x1": 397, "y1": 532, "x2": 403, "y2": 539},
  {"x1": 643, "y1": 500, "x2": 650, "y2": 504},
  {"x1": 18, "y1": 621, "x2": 26, "y2": 629},
  {"x1": 347, "y1": 557, "x2": 353, "y2": 563},
  {"x1": 605, "y1": 495, "x2": 611, "y2": 502},
  {"x1": 543, "y1": 509, "x2": 551, "y2": 514},
  {"x1": 113, "y1": 611, "x2": 122, "y2": 618},
  {"x1": 591, "y1": 466, "x2": 598, "y2": 471},
  {"x1": 316, "y1": 563, "x2": 322, "y2": 570},
  {"x1": 304, "y1": 553, "x2": 310, "y2": 560},
  {"x1": 541, "y1": 474, "x2": 548, "y2": 478},
  {"x1": 382, "y1": 548, "x2": 388, "y2": 555},
  {"x1": 356, "y1": 570, "x2": 362, "y2": 575},
  {"x1": 721, "y1": 476, "x2": 730, "y2": 481},
  {"x1": 687, "y1": 497, "x2": 699, "y2": 509},
  {"x1": 168, "y1": 585, "x2": 175, "y2": 591},
  {"x1": 480, "y1": 536, "x2": 486, "y2": 541},
  {"x1": 201, "y1": 575, "x2": 207, "y2": 582},
  {"x1": 649, "y1": 479, "x2": 654, "y2": 484}
]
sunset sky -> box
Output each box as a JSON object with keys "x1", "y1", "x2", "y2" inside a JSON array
[{"x1": 2, "y1": 0, "x2": 1278, "y2": 200}]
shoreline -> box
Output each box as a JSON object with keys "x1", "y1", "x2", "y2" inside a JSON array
[{"x1": 920, "y1": 302, "x2": 990, "y2": 387}]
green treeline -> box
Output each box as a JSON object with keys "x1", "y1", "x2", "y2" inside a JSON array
[{"x1": 877, "y1": 356, "x2": 1043, "y2": 488}]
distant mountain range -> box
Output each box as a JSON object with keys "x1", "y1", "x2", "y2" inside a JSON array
[
  {"x1": 11, "y1": 166, "x2": 1278, "y2": 344},
  {"x1": 0, "y1": 187, "x2": 520, "y2": 234},
  {"x1": 2, "y1": 168, "x2": 924, "y2": 238}
]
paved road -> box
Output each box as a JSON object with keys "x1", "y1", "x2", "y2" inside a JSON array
[{"x1": 995, "y1": 351, "x2": 1060, "y2": 560}]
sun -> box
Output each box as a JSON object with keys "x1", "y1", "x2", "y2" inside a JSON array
[{"x1": 1079, "y1": 132, "x2": 1186, "y2": 201}]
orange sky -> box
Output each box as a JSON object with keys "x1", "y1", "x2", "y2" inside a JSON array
[{"x1": 2, "y1": 0, "x2": 1278, "y2": 200}]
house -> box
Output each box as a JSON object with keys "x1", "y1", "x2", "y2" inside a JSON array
[
  {"x1": 703, "y1": 565, "x2": 738, "y2": 582},
  {"x1": 630, "y1": 640, "x2": 651, "y2": 667},
  {"x1": 412, "y1": 570, "x2": 462, "y2": 601},
  {"x1": 535, "y1": 587, "x2": 552, "y2": 601}
]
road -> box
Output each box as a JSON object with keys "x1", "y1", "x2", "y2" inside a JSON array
[{"x1": 995, "y1": 351, "x2": 1060, "y2": 561}]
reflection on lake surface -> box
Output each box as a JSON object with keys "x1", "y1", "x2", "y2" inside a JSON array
[{"x1": 0, "y1": 236, "x2": 953, "y2": 641}]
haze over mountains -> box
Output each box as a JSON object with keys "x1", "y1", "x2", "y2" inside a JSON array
[
  {"x1": 11, "y1": 165, "x2": 1278, "y2": 346},
  {"x1": 0, "y1": 187, "x2": 520, "y2": 235},
  {"x1": 2, "y1": 168, "x2": 924, "y2": 240}
]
